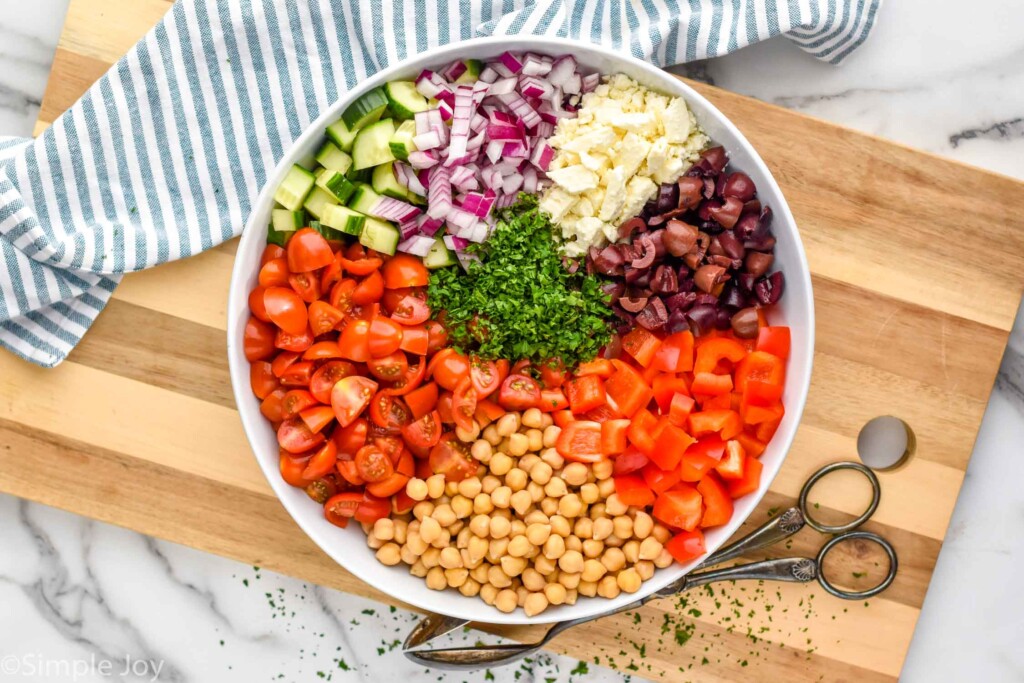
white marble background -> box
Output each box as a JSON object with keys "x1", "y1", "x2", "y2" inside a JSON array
[{"x1": 1, "y1": 0, "x2": 1023, "y2": 681}]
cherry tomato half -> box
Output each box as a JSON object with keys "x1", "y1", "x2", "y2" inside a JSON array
[
  {"x1": 330, "y1": 376, "x2": 378, "y2": 427},
  {"x1": 382, "y1": 253, "x2": 430, "y2": 289},
  {"x1": 498, "y1": 373, "x2": 541, "y2": 411},
  {"x1": 355, "y1": 445, "x2": 394, "y2": 483},
  {"x1": 287, "y1": 228, "x2": 334, "y2": 273},
  {"x1": 428, "y1": 434, "x2": 477, "y2": 482}
]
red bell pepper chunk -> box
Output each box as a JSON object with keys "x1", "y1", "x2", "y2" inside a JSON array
[
  {"x1": 601, "y1": 419, "x2": 631, "y2": 456},
  {"x1": 566, "y1": 375, "x2": 608, "y2": 414},
  {"x1": 664, "y1": 529, "x2": 706, "y2": 564},
  {"x1": 697, "y1": 472, "x2": 734, "y2": 528},
  {"x1": 627, "y1": 408, "x2": 658, "y2": 455},
  {"x1": 612, "y1": 447, "x2": 650, "y2": 475},
  {"x1": 756, "y1": 326, "x2": 790, "y2": 360},
  {"x1": 678, "y1": 448, "x2": 719, "y2": 482},
  {"x1": 733, "y1": 432, "x2": 766, "y2": 459},
  {"x1": 716, "y1": 440, "x2": 748, "y2": 480},
  {"x1": 614, "y1": 474, "x2": 656, "y2": 507},
  {"x1": 734, "y1": 351, "x2": 785, "y2": 393},
  {"x1": 642, "y1": 461, "x2": 682, "y2": 494},
  {"x1": 694, "y1": 337, "x2": 747, "y2": 375},
  {"x1": 575, "y1": 358, "x2": 614, "y2": 378},
  {"x1": 726, "y1": 455, "x2": 763, "y2": 498},
  {"x1": 649, "y1": 423, "x2": 695, "y2": 471},
  {"x1": 621, "y1": 327, "x2": 662, "y2": 368},
  {"x1": 652, "y1": 375, "x2": 690, "y2": 413},
  {"x1": 668, "y1": 393, "x2": 695, "y2": 426},
  {"x1": 653, "y1": 485, "x2": 703, "y2": 532},
  {"x1": 688, "y1": 409, "x2": 743, "y2": 439},
  {"x1": 650, "y1": 331, "x2": 694, "y2": 373},
  {"x1": 691, "y1": 372, "x2": 733, "y2": 396},
  {"x1": 605, "y1": 360, "x2": 654, "y2": 418}
]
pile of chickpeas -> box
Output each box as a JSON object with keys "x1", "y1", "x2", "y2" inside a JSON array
[{"x1": 362, "y1": 407, "x2": 675, "y2": 616}]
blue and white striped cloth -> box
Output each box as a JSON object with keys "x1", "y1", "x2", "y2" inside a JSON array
[{"x1": 0, "y1": 0, "x2": 880, "y2": 367}]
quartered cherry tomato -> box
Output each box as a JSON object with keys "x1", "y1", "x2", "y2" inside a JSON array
[
  {"x1": 381, "y1": 253, "x2": 430, "y2": 288},
  {"x1": 498, "y1": 374, "x2": 541, "y2": 411},
  {"x1": 309, "y1": 361, "x2": 357, "y2": 404},
  {"x1": 355, "y1": 444, "x2": 394, "y2": 483},
  {"x1": 428, "y1": 434, "x2": 476, "y2": 482},
  {"x1": 469, "y1": 357, "x2": 499, "y2": 398},
  {"x1": 452, "y1": 377, "x2": 478, "y2": 433},
  {"x1": 366, "y1": 351, "x2": 409, "y2": 382},
  {"x1": 402, "y1": 410, "x2": 442, "y2": 449},
  {"x1": 390, "y1": 296, "x2": 430, "y2": 325},
  {"x1": 330, "y1": 376, "x2": 378, "y2": 427}
]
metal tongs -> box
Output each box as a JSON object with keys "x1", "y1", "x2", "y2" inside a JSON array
[{"x1": 403, "y1": 462, "x2": 898, "y2": 669}]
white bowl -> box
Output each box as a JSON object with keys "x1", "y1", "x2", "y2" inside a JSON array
[{"x1": 227, "y1": 36, "x2": 814, "y2": 626}]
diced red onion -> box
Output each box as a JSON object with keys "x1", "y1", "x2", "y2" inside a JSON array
[
  {"x1": 497, "y1": 92, "x2": 542, "y2": 129},
  {"x1": 441, "y1": 60, "x2": 467, "y2": 83},
  {"x1": 530, "y1": 141, "x2": 554, "y2": 171},
  {"x1": 582, "y1": 73, "x2": 600, "y2": 92},
  {"x1": 443, "y1": 234, "x2": 470, "y2": 251},
  {"x1": 522, "y1": 166, "x2": 538, "y2": 194},
  {"x1": 397, "y1": 234, "x2": 436, "y2": 256},
  {"x1": 415, "y1": 70, "x2": 444, "y2": 98},
  {"x1": 478, "y1": 66, "x2": 498, "y2": 83},
  {"x1": 398, "y1": 220, "x2": 420, "y2": 240},
  {"x1": 408, "y1": 150, "x2": 440, "y2": 169},
  {"x1": 521, "y1": 53, "x2": 552, "y2": 77},
  {"x1": 417, "y1": 214, "x2": 443, "y2": 236},
  {"x1": 501, "y1": 172, "x2": 524, "y2": 195},
  {"x1": 498, "y1": 51, "x2": 524, "y2": 74},
  {"x1": 412, "y1": 130, "x2": 441, "y2": 151},
  {"x1": 519, "y1": 75, "x2": 553, "y2": 100},
  {"x1": 427, "y1": 166, "x2": 452, "y2": 219},
  {"x1": 367, "y1": 196, "x2": 421, "y2": 223}
]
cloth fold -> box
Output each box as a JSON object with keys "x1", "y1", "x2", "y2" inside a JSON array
[{"x1": 0, "y1": 0, "x2": 880, "y2": 367}]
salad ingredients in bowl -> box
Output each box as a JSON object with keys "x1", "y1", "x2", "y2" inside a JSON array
[{"x1": 228, "y1": 37, "x2": 813, "y2": 625}]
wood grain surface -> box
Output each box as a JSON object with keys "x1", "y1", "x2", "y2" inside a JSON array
[{"x1": 7, "y1": 0, "x2": 1024, "y2": 679}]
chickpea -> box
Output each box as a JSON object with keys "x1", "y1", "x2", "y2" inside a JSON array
[
  {"x1": 597, "y1": 575, "x2": 621, "y2": 599},
  {"x1": 635, "y1": 560, "x2": 655, "y2": 581},
  {"x1": 423, "y1": 546, "x2": 443, "y2": 569},
  {"x1": 487, "y1": 452, "x2": 512, "y2": 476},
  {"x1": 539, "y1": 449, "x2": 563, "y2": 472},
  {"x1": 425, "y1": 566, "x2": 447, "y2": 590},
  {"x1": 421, "y1": 474, "x2": 442, "y2": 499},
  {"x1": 489, "y1": 515, "x2": 511, "y2": 539},
  {"x1": 534, "y1": 554, "x2": 557, "y2": 575},
  {"x1": 494, "y1": 589, "x2": 518, "y2": 613},
  {"x1": 578, "y1": 580, "x2": 598, "y2": 597},
  {"x1": 490, "y1": 486, "x2": 512, "y2": 509},
  {"x1": 582, "y1": 539, "x2": 604, "y2": 558},
  {"x1": 549, "y1": 515, "x2": 572, "y2": 538},
  {"x1": 543, "y1": 534, "x2": 566, "y2": 560},
  {"x1": 488, "y1": 565, "x2": 512, "y2": 588},
  {"x1": 652, "y1": 524, "x2": 672, "y2": 544},
  {"x1": 500, "y1": 555, "x2": 527, "y2": 577},
  {"x1": 487, "y1": 537, "x2": 510, "y2": 563},
  {"x1": 446, "y1": 482, "x2": 461, "y2": 499},
  {"x1": 580, "y1": 483, "x2": 600, "y2": 505},
  {"x1": 456, "y1": 477, "x2": 482, "y2": 499},
  {"x1": 455, "y1": 422, "x2": 480, "y2": 443},
  {"x1": 406, "y1": 478, "x2": 428, "y2": 501},
  {"x1": 470, "y1": 563, "x2": 490, "y2": 584},
  {"x1": 413, "y1": 501, "x2": 435, "y2": 521},
  {"x1": 606, "y1": 493, "x2": 629, "y2": 516},
  {"x1": 617, "y1": 567, "x2": 642, "y2": 593},
  {"x1": 581, "y1": 558, "x2": 607, "y2": 582},
  {"x1": 400, "y1": 545, "x2": 418, "y2": 565},
  {"x1": 526, "y1": 523, "x2": 551, "y2": 546},
  {"x1": 419, "y1": 516, "x2": 442, "y2": 544},
  {"x1": 405, "y1": 531, "x2": 428, "y2": 555},
  {"x1": 374, "y1": 542, "x2": 401, "y2": 566},
  {"x1": 438, "y1": 547, "x2": 462, "y2": 569},
  {"x1": 480, "y1": 583, "x2": 499, "y2": 605},
  {"x1": 597, "y1": 477, "x2": 616, "y2": 498},
  {"x1": 592, "y1": 459, "x2": 613, "y2": 480},
  {"x1": 469, "y1": 514, "x2": 491, "y2": 537},
  {"x1": 654, "y1": 548, "x2": 675, "y2": 569},
  {"x1": 601, "y1": 547, "x2": 626, "y2": 572},
  {"x1": 515, "y1": 586, "x2": 529, "y2": 608},
  {"x1": 623, "y1": 540, "x2": 640, "y2": 564},
  {"x1": 521, "y1": 567, "x2": 546, "y2": 591},
  {"x1": 506, "y1": 534, "x2": 532, "y2": 558},
  {"x1": 483, "y1": 424, "x2": 502, "y2": 446},
  {"x1": 558, "y1": 494, "x2": 583, "y2": 518},
  {"x1": 592, "y1": 517, "x2": 614, "y2": 541},
  {"x1": 559, "y1": 572, "x2": 582, "y2": 590},
  {"x1": 544, "y1": 582, "x2": 568, "y2": 605},
  {"x1": 471, "y1": 439, "x2": 493, "y2": 463},
  {"x1": 562, "y1": 462, "x2": 589, "y2": 487},
  {"x1": 495, "y1": 413, "x2": 520, "y2": 437},
  {"x1": 510, "y1": 489, "x2": 533, "y2": 515},
  {"x1": 542, "y1": 425, "x2": 561, "y2": 449},
  {"x1": 605, "y1": 534, "x2": 625, "y2": 548},
  {"x1": 539, "y1": 498, "x2": 558, "y2": 516},
  {"x1": 467, "y1": 536, "x2": 489, "y2": 566},
  {"x1": 530, "y1": 462, "x2": 553, "y2": 485},
  {"x1": 440, "y1": 565, "x2": 468, "y2": 587},
  {"x1": 574, "y1": 517, "x2": 594, "y2": 539},
  {"x1": 519, "y1": 453, "x2": 541, "y2": 473},
  {"x1": 492, "y1": 507, "x2": 512, "y2": 521},
  {"x1": 525, "y1": 429, "x2": 544, "y2": 452},
  {"x1": 366, "y1": 534, "x2": 385, "y2": 550},
  {"x1": 639, "y1": 537, "x2": 663, "y2": 561},
  {"x1": 558, "y1": 549, "x2": 585, "y2": 574},
  {"x1": 393, "y1": 519, "x2": 408, "y2": 545},
  {"x1": 524, "y1": 510, "x2": 549, "y2": 525},
  {"x1": 505, "y1": 467, "x2": 528, "y2": 492},
  {"x1": 431, "y1": 504, "x2": 455, "y2": 527},
  {"x1": 544, "y1": 478, "x2": 568, "y2": 498},
  {"x1": 456, "y1": 527, "x2": 472, "y2": 549},
  {"x1": 473, "y1": 493, "x2": 494, "y2": 515},
  {"x1": 521, "y1": 408, "x2": 544, "y2": 429},
  {"x1": 505, "y1": 433, "x2": 528, "y2": 457},
  {"x1": 613, "y1": 515, "x2": 634, "y2": 540},
  {"x1": 410, "y1": 560, "x2": 428, "y2": 577},
  {"x1": 523, "y1": 591, "x2": 549, "y2": 617},
  {"x1": 446, "y1": 496, "x2": 470, "y2": 520}
]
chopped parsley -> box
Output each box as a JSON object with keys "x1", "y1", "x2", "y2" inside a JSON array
[{"x1": 427, "y1": 196, "x2": 613, "y2": 368}]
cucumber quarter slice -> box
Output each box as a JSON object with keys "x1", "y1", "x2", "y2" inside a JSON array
[
  {"x1": 340, "y1": 88, "x2": 388, "y2": 131},
  {"x1": 326, "y1": 118, "x2": 358, "y2": 152},
  {"x1": 316, "y1": 169, "x2": 357, "y2": 203},
  {"x1": 273, "y1": 165, "x2": 315, "y2": 211},
  {"x1": 352, "y1": 118, "x2": 397, "y2": 170},
  {"x1": 384, "y1": 81, "x2": 429, "y2": 119},
  {"x1": 347, "y1": 183, "x2": 381, "y2": 215},
  {"x1": 359, "y1": 217, "x2": 400, "y2": 255},
  {"x1": 302, "y1": 186, "x2": 340, "y2": 219},
  {"x1": 372, "y1": 162, "x2": 409, "y2": 200},
  {"x1": 423, "y1": 236, "x2": 457, "y2": 269},
  {"x1": 320, "y1": 204, "x2": 367, "y2": 237},
  {"x1": 271, "y1": 208, "x2": 305, "y2": 233},
  {"x1": 389, "y1": 120, "x2": 417, "y2": 161},
  {"x1": 315, "y1": 141, "x2": 353, "y2": 174}
]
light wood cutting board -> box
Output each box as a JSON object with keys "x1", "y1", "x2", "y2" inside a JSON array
[{"x1": 7, "y1": 0, "x2": 1024, "y2": 679}]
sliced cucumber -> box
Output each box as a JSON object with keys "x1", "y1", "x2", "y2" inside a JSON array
[
  {"x1": 272, "y1": 208, "x2": 305, "y2": 233},
  {"x1": 341, "y1": 88, "x2": 388, "y2": 131},
  {"x1": 267, "y1": 224, "x2": 290, "y2": 247},
  {"x1": 454, "y1": 59, "x2": 484, "y2": 84},
  {"x1": 352, "y1": 118, "x2": 397, "y2": 170},
  {"x1": 372, "y1": 162, "x2": 409, "y2": 200},
  {"x1": 302, "y1": 186, "x2": 339, "y2": 219},
  {"x1": 316, "y1": 169, "x2": 357, "y2": 203},
  {"x1": 384, "y1": 81, "x2": 429, "y2": 119},
  {"x1": 273, "y1": 165, "x2": 316, "y2": 211},
  {"x1": 359, "y1": 217, "x2": 400, "y2": 255},
  {"x1": 389, "y1": 120, "x2": 417, "y2": 161},
  {"x1": 345, "y1": 166, "x2": 373, "y2": 184},
  {"x1": 423, "y1": 236, "x2": 457, "y2": 269},
  {"x1": 320, "y1": 204, "x2": 367, "y2": 237},
  {"x1": 326, "y1": 118, "x2": 358, "y2": 152},
  {"x1": 347, "y1": 183, "x2": 381, "y2": 215},
  {"x1": 315, "y1": 141, "x2": 353, "y2": 174}
]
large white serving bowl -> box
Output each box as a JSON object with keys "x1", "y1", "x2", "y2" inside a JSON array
[{"x1": 227, "y1": 36, "x2": 814, "y2": 626}]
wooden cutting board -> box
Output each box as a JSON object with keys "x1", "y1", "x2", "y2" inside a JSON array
[{"x1": 7, "y1": 0, "x2": 1024, "y2": 679}]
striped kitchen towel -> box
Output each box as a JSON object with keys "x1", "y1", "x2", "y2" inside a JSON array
[{"x1": 0, "y1": 0, "x2": 880, "y2": 367}]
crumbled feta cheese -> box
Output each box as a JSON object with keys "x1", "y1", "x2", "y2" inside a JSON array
[{"x1": 539, "y1": 74, "x2": 709, "y2": 256}]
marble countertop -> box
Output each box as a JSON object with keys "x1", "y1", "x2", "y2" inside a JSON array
[{"x1": 2, "y1": 1, "x2": 1023, "y2": 681}]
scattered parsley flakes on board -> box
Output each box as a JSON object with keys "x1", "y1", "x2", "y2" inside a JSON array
[{"x1": 427, "y1": 195, "x2": 614, "y2": 369}]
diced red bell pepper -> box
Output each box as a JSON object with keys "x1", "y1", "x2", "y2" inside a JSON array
[
  {"x1": 614, "y1": 474, "x2": 656, "y2": 507},
  {"x1": 642, "y1": 461, "x2": 682, "y2": 494},
  {"x1": 678, "y1": 448, "x2": 719, "y2": 482},
  {"x1": 756, "y1": 326, "x2": 790, "y2": 360},
  {"x1": 668, "y1": 393, "x2": 695, "y2": 426},
  {"x1": 691, "y1": 372, "x2": 733, "y2": 396},
  {"x1": 743, "y1": 380, "x2": 784, "y2": 407},
  {"x1": 585, "y1": 403, "x2": 622, "y2": 423},
  {"x1": 688, "y1": 409, "x2": 743, "y2": 439},
  {"x1": 741, "y1": 401, "x2": 785, "y2": 425},
  {"x1": 734, "y1": 431, "x2": 766, "y2": 459},
  {"x1": 716, "y1": 440, "x2": 747, "y2": 479},
  {"x1": 697, "y1": 472, "x2": 734, "y2": 527},
  {"x1": 612, "y1": 447, "x2": 650, "y2": 475},
  {"x1": 566, "y1": 374, "x2": 607, "y2": 414},
  {"x1": 650, "y1": 331, "x2": 694, "y2": 373},
  {"x1": 726, "y1": 455, "x2": 763, "y2": 498},
  {"x1": 649, "y1": 423, "x2": 696, "y2": 471},
  {"x1": 734, "y1": 351, "x2": 785, "y2": 393},
  {"x1": 621, "y1": 327, "x2": 662, "y2": 368},
  {"x1": 553, "y1": 410, "x2": 576, "y2": 427},
  {"x1": 755, "y1": 417, "x2": 782, "y2": 442},
  {"x1": 575, "y1": 358, "x2": 614, "y2": 378},
  {"x1": 665, "y1": 529, "x2": 706, "y2": 564},
  {"x1": 694, "y1": 337, "x2": 747, "y2": 375},
  {"x1": 555, "y1": 420, "x2": 604, "y2": 463},
  {"x1": 605, "y1": 360, "x2": 654, "y2": 418},
  {"x1": 601, "y1": 419, "x2": 631, "y2": 456},
  {"x1": 652, "y1": 375, "x2": 690, "y2": 413},
  {"x1": 627, "y1": 408, "x2": 658, "y2": 455},
  {"x1": 653, "y1": 486, "x2": 703, "y2": 532},
  {"x1": 700, "y1": 393, "x2": 733, "y2": 411},
  {"x1": 539, "y1": 389, "x2": 570, "y2": 413}
]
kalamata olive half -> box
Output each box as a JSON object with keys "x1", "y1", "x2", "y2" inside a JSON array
[
  {"x1": 755, "y1": 271, "x2": 785, "y2": 305},
  {"x1": 731, "y1": 307, "x2": 760, "y2": 338},
  {"x1": 721, "y1": 172, "x2": 757, "y2": 202},
  {"x1": 664, "y1": 220, "x2": 699, "y2": 257},
  {"x1": 745, "y1": 251, "x2": 774, "y2": 278},
  {"x1": 695, "y1": 264, "x2": 728, "y2": 293},
  {"x1": 619, "y1": 296, "x2": 649, "y2": 313},
  {"x1": 708, "y1": 196, "x2": 744, "y2": 229},
  {"x1": 677, "y1": 176, "x2": 704, "y2": 210}
]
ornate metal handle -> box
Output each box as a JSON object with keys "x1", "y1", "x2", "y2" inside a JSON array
[{"x1": 680, "y1": 557, "x2": 818, "y2": 590}]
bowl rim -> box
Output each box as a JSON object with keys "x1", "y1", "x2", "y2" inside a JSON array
[{"x1": 227, "y1": 35, "x2": 815, "y2": 626}]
